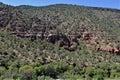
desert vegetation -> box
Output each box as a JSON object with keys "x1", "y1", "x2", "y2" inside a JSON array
[{"x1": 0, "y1": 2, "x2": 120, "y2": 79}]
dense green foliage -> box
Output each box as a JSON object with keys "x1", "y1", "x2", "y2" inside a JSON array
[{"x1": 0, "y1": 2, "x2": 120, "y2": 79}]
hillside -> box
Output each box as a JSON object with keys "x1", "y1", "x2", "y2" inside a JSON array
[{"x1": 0, "y1": 2, "x2": 120, "y2": 79}]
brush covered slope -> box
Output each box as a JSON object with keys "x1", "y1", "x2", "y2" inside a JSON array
[{"x1": 0, "y1": 2, "x2": 120, "y2": 80}]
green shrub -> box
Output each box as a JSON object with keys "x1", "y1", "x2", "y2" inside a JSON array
[
  {"x1": 37, "y1": 75, "x2": 53, "y2": 80},
  {"x1": 73, "y1": 65, "x2": 84, "y2": 75},
  {"x1": 94, "y1": 68, "x2": 105, "y2": 79},
  {"x1": 59, "y1": 71, "x2": 82, "y2": 79},
  {"x1": 110, "y1": 69, "x2": 120, "y2": 78},
  {"x1": 85, "y1": 67, "x2": 95, "y2": 78},
  {"x1": 12, "y1": 73, "x2": 23, "y2": 80},
  {"x1": 19, "y1": 65, "x2": 34, "y2": 80},
  {"x1": 30, "y1": 62, "x2": 41, "y2": 68},
  {"x1": 0, "y1": 66, "x2": 6, "y2": 76},
  {"x1": 35, "y1": 61, "x2": 69, "y2": 78}
]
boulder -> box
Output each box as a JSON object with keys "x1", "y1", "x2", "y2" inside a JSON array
[
  {"x1": 86, "y1": 44, "x2": 94, "y2": 49},
  {"x1": 47, "y1": 33, "x2": 60, "y2": 44},
  {"x1": 100, "y1": 45, "x2": 113, "y2": 53},
  {"x1": 113, "y1": 47, "x2": 120, "y2": 55},
  {"x1": 82, "y1": 32, "x2": 93, "y2": 40}
]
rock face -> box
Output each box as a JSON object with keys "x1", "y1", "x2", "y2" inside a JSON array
[
  {"x1": 10, "y1": 30, "x2": 120, "y2": 54},
  {"x1": 65, "y1": 42, "x2": 78, "y2": 51},
  {"x1": 47, "y1": 33, "x2": 60, "y2": 44},
  {"x1": 96, "y1": 45, "x2": 120, "y2": 55},
  {"x1": 86, "y1": 44, "x2": 94, "y2": 50},
  {"x1": 113, "y1": 48, "x2": 120, "y2": 55},
  {"x1": 69, "y1": 35, "x2": 78, "y2": 42},
  {"x1": 82, "y1": 32, "x2": 93, "y2": 40},
  {"x1": 46, "y1": 33, "x2": 79, "y2": 51},
  {"x1": 100, "y1": 46, "x2": 113, "y2": 53}
]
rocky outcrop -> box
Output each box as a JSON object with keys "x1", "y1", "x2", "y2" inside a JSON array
[
  {"x1": 82, "y1": 32, "x2": 93, "y2": 40},
  {"x1": 10, "y1": 30, "x2": 120, "y2": 55},
  {"x1": 86, "y1": 44, "x2": 94, "y2": 50},
  {"x1": 113, "y1": 47, "x2": 120, "y2": 55},
  {"x1": 47, "y1": 33, "x2": 60, "y2": 44},
  {"x1": 96, "y1": 45, "x2": 120, "y2": 55}
]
